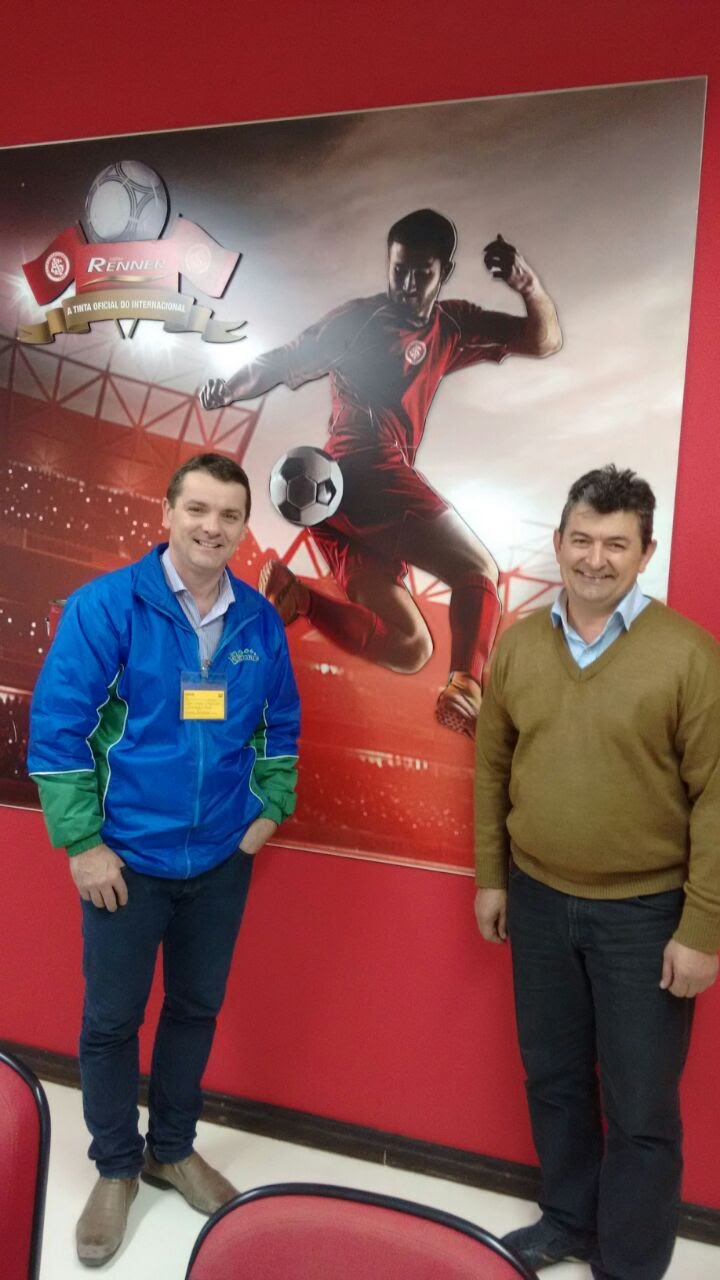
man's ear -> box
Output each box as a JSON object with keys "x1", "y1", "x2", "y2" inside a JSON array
[
  {"x1": 639, "y1": 538, "x2": 657, "y2": 573},
  {"x1": 442, "y1": 260, "x2": 455, "y2": 284}
]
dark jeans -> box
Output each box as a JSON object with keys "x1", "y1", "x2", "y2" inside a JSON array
[
  {"x1": 507, "y1": 866, "x2": 694, "y2": 1280},
  {"x1": 79, "y1": 850, "x2": 254, "y2": 1178}
]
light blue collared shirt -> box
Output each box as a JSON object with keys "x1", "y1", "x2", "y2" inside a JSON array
[
  {"x1": 161, "y1": 548, "x2": 235, "y2": 670},
  {"x1": 551, "y1": 580, "x2": 651, "y2": 668}
]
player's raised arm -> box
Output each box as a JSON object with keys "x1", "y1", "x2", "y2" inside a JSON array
[
  {"x1": 200, "y1": 349, "x2": 289, "y2": 410},
  {"x1": 482, "y1": 234, "x2": 562, "y2": 358},
  {"x1": 200, "y1": 300, "x2": 372, "y2": 412}
]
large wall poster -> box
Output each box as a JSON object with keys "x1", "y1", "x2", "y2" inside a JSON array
[{"x1": 0, "y1": 78, "x2": 705, "y2": 872}]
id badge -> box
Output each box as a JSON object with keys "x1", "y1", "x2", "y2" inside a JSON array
[{"x1": 180, "y1": 672, "x2": 228, "y2": 721}]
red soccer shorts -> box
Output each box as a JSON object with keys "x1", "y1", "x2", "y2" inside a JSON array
[{"x1": 311, "y1": 447, "x2": 449, "y2": 590}]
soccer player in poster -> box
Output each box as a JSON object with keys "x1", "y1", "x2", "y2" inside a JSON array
[{"x1": 201, "y1": 210, "x2": 561, "y2": 736}]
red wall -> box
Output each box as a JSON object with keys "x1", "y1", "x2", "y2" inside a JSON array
[{"x1": 2, "y1": 0, "x2": 719, "y2": 1208}]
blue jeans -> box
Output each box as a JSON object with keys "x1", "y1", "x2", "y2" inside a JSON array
[
  {"x1": 507, "y1": 866, "x2": 694, "y2": 1280},
  {"x1": 79, "y1": 850, "x2": 254, "y2": 1178}
]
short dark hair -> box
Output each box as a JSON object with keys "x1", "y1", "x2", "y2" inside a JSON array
[
  {"x1": 166, "y1": 452, "x2": 251, "y2": 518},
  {"x1": 559, "y1": 464, "x2": 655, "y2": 551},
  {"x1": 387, "y1": 208, "x2": 457, "y2": 266}
]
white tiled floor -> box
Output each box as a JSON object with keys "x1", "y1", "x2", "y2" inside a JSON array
[{"x1": 41, "y1": 1081, "x2": 719, "y2": 1278}]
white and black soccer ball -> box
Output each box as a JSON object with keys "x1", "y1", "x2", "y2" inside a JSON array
[
  {"x1": 84, "y1": 161, "x2": 169, "y2": 243},
  {"x1": 269, "y1": 447, "x2": 343, "y2": 526}
]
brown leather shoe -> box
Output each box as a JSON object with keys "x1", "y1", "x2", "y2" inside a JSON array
[
  {"x1": 435, "y1": 672, "x2": 482, "y2": 737},
  {"x1": 76, "y1": 1175, "x2": 139, "y2": 1267},
  {"x1": 141, "y1": 1149, "x2": 238, "y2": 1215}
]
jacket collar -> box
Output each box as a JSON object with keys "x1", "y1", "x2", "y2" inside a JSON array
[{"x1": 133, "y1": 545, "x2": 261, "y2": 634}]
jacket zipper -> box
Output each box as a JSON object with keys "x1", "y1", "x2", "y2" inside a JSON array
[{"x1": 184, "y1": 649, "x2": 210, "y2": 876}]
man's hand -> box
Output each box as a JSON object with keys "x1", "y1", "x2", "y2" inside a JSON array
[
  {"x1": 239, "y1": 817, "x2": 278, "y2": 856},
  {"x1": 200, "y1": 377, "x2": 233, "y2": 411},
  {"x1": 660, "y1": 939, "x2": 719, "y2": 998},
  {"x1": 70, "y1": 843, "x2": 128, "y2": 912},
  {"x1": 474, "y1": 887, "x2": 508, "y2": 944}
]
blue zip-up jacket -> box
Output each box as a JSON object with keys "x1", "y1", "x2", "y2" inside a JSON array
[{"x1": 28, "y1": 546, "x2": 300, "y2": 878}]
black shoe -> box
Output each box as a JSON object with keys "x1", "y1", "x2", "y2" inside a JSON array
[{"x1": 502, "y1": 1218, "x2": 596, "y2": 1270}]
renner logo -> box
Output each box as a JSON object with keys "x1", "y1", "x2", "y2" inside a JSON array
[{"x1": 87, "y1": 257, "x2": 165, "y2": 272}]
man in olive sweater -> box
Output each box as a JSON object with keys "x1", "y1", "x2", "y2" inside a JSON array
[{"x1": 474, "y1": 465, "x2": 720, "y2": 1280}]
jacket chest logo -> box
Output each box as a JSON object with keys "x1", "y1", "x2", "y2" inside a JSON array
[{"x1": 229, "y1": 648, "x2": 260, "y2": 664}]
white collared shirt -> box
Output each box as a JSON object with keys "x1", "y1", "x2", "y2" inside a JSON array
[
  {"x1": 161, "y1": 548, "x2": 235, "y2": 670},
  {"x1": 551, "y1": 580, "x2": 651, "y2": 668}
]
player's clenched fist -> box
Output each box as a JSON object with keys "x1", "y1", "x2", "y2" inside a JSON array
[
  {"x1": 200, "y1": 377, "x2": 233, "y2": 410},
  {"x1": 483, "y1": 233, "x2": 539, "y2": 297},
  {"x1": 484, "y1": 233, "x2": 519, "y2": 279}
]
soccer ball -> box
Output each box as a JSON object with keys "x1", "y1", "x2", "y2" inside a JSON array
[
  {"x1": 84, "y1": 161, "x2": 169, "y2": 243},
  {"x1": 269, "y1": 447, "x2": 343, "y2": 526}
]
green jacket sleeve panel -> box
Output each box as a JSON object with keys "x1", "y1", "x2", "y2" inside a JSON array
[
  {"x1": 673, "y1": 637, "x2": 720, "y2": 953},
  {"x1": 474, "y1": 638, "x2": 519, "y2": 889},
  {"x1": 31, "y1": 770, "x2": 104, "y2": 856},
  {"x1": 247, "y1": 623, "x2": 300, "y2": 829},
  {"x1": 251, "y1": 755, "x2": 299, "y2": 825}
]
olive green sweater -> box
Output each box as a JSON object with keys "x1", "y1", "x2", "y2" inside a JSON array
[{"x1": 474, "y1": 600, "x2": 720, "y2": 953}]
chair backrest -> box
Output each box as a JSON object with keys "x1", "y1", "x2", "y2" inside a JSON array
[
  {"x1": 186, "y1": 1183, "x2": 538, "y2": 1279},
  {"x1": 0, "y1": 1049, "x2": 51, "y2": 1280}
]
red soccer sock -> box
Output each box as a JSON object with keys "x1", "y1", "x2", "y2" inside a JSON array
[
  {"x1": 306, "y1": 589, "x2": 391, "y2": 658},
  {"x1": 449, "y1": 573, "x2": 502, "y2": 683}
]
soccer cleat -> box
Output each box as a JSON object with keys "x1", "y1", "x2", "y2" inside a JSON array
[
  {"x1": 258, "y1": 559, "x2": 309, "y2": 625},
  {"x1": 435, "y1": 672, "x2": 482, "y2": 737}
]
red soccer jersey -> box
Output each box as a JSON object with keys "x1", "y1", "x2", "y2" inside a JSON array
[{"x1": 267, "y1": 294, "x2": 517, "y2": 465}]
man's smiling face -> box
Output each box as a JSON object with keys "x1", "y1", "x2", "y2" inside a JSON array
[
  {"x1": 553, "y1": 502, "x2": 656, "y2": 624},
  {"x1": 162, "y1": 471, "x2": 247, "y2": 583}
]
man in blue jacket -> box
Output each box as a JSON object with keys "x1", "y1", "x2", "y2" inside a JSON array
[{"x1": 28, "y1": 452, "x2": 300, "y2": 1267}]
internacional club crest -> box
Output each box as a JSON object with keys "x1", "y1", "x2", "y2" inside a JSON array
[
  {"x1": 45, "y1": 251, "x2": 72, "y2": 286},
  {"x1": 405, "y1": 339, "x2": 427, "y2": 366}
]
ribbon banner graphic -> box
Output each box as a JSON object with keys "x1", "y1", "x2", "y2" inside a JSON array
[{"x1": 17, "y1": 289, "x2": 246, "y2": 345}]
